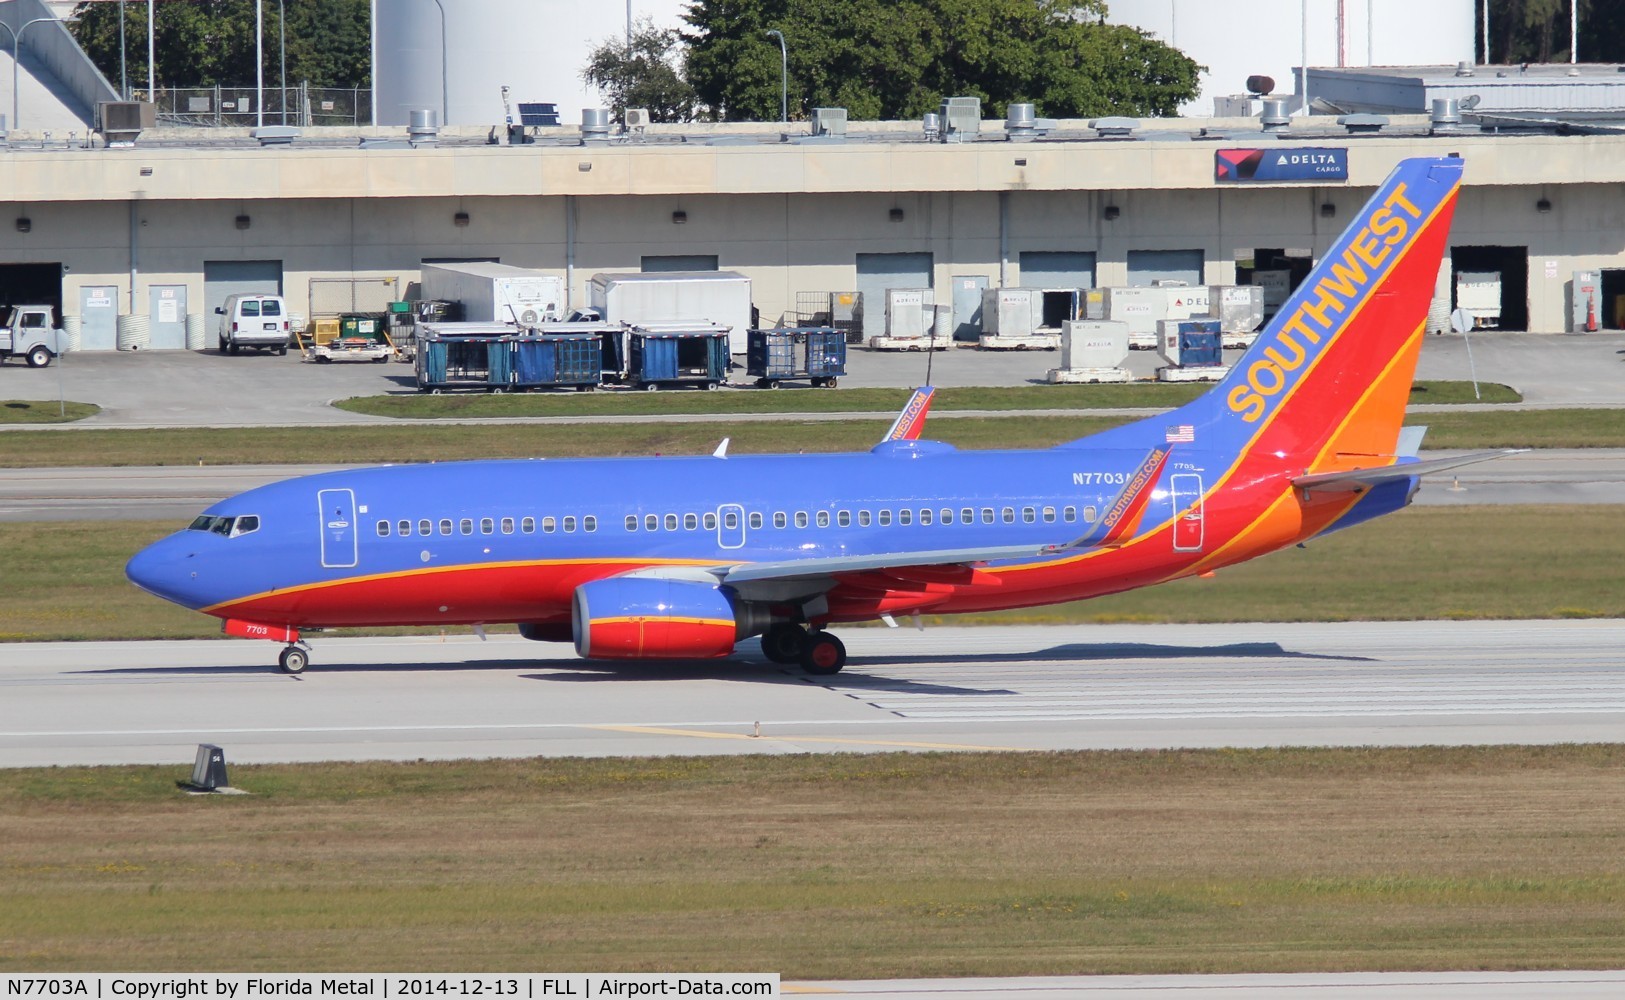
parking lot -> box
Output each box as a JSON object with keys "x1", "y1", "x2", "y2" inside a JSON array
[{"x1": 2, "y1": 332, "x2": 1621, "y2": 428}]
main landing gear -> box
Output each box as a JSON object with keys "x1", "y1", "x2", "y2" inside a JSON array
[
  {"x1": 759, "y1": 623, "x2": 847, "y2": 676},
  {"x1": 278, "y1": 644, "x2": 310, "y2": 674}
]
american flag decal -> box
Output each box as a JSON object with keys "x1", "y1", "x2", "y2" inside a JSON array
[{"x1": 1165, "y1": 425, "x2": 1195, "y2": 443}]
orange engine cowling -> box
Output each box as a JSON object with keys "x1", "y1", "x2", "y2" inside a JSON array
[{"x1": 572, "y1": 577, "x2": 742, "y2": 660}]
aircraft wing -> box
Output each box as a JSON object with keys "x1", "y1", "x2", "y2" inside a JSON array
[
  {"x1": 881, "y1": 386, "x2": 936, "y2": 442},
  {"x1": 1291, "y1": 449, "x2": 1527, "y2": 493},
  {"x1": 709, "y1": 542, "x2": 1052, "y2": 585}
]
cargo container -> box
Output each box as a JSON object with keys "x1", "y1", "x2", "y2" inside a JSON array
[
  {"x1": 1249, "y1": 269, "x2": 1294, "y2": 318},
  {"x1": 1047, "y1": 320, "x2": 1130, "y2": 384},
  {"x1": 1155, "y1": 319, "x2": 1228, "y2": 382},
  {"x1": 1455, "y1": 271, "x2": 1502, "y2": 329},
  {"x1": 627, "y1": 323, "x2": 730, "y2": 390},
  {"x1": 415, "y1": 322, "x2": 515, "y2": 392},
  {"x1": 1209, "y1": 285, "x2": 1265, "y2": 346},
  {"x1": 589, "y1": 271, "x2": 753, "y2": 354},
  {"x1": 746, "y1": 328, "x2": 847, "y2": 387},
  {"x1": 511, "y1": 332, "x2": 602, "y2": 391},
  {"x1": 419, "y1": 262, "x2": 565, "y2": 326}
]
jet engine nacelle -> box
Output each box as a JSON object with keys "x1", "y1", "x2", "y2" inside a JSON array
[{"x1": 572, "y1": 577, "x2": 748, "y2": 660}]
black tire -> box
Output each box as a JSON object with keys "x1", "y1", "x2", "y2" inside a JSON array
[
  {"x1": 219, "y1": 337, "x2": 228, "y2": 353},
  {"x1": 800, "y1": 631, "x2": 847, "y2": 675},
  {"x1": 823, "y1": 377, "x2": 839, "y2": 389},
  {"x1": 766, "y1": 379, "x2": 781, "y2": 390},
  {"x1": 26, "y1": 345, "x2": 52, "y2": 368},
  {"x1": 642, "y1": 382, "x2": 659, "y2": 391},
  {"x1": 277, "y1": 346, "x2": 288, "y2": 356},
  {"x1": 760, "y1": 624, "x2": 807, "y2": 664},
  {"x1": 278, "y1": 646, "x2": 308, "y2": 674},
  {"x1": 228, "y1": 341, "x2": 240, "y2": 355},
  {"x1": 704, "y1": 381, "x2": 720, "y2": 391}
]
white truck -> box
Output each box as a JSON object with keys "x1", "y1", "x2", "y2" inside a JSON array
[{"x1": 0, "y1": 306, "x2": 69, "y2": 367}]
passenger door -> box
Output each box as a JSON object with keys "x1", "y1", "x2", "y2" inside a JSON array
[
  {"x1": 1171, "y1": 474, "x2": 1205, "y2": 553},
  {"x1": 717, "y1": 504, "x2": 746, "y2": 549},
  {"x1": 317, "y1": 488, "x2": 358, "y2": 568}
]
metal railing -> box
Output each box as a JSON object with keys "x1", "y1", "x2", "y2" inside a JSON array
[{"x1": 139, "y1": 83, "x2": 371, "y2": 127}]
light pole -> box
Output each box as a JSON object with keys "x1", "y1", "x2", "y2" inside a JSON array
[
  {"x1": 278, "y1": 0, "x2": 286, "y2": 124},
  {"x1": 428, "y1": 0, "x2": 448, "y2": 125},
  {"x1": 764, "y1": 29, "x2": 786, "y2": 123},
  {"x1": 1, "y1": 14, "x2": 71, "y2": 133},
  {"x1": 118, "y1": 0, "x2": 127, "y2": 98}
]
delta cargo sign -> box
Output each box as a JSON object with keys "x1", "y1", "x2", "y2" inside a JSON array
[{"x1": 1216, "y1": 148, "x2": 1349, "y2": 183}]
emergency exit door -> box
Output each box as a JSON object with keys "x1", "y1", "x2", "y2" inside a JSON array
[
  {"x1": 318, "y1": 488, "x2": 358, "y2": 568},
  {"x1": 1170, "y1": 474, "x2": 1205, "y2": 552}
]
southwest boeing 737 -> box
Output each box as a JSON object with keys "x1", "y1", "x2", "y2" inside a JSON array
[{"x1": 127, "y1": 156, "x2": 1514, "y2": 675}]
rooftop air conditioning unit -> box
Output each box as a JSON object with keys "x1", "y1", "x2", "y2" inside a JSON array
[
  {"x1": 624, "y1": 108, "x2": 650, "y2": 129},
  {"x1": 811, "y1": 107, "x2": 847, "y2": 136},
  {"x1": 97, "y1": 101, "x2": 155, "y2": 144}
]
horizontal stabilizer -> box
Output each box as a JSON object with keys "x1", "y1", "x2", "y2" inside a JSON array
[
  {"x1": 1050, "y1": 446, "x2": 1170, "y2": 551},
  {"x1": 1291, "y1": 449, "x2": 1527, "y2": 493}
]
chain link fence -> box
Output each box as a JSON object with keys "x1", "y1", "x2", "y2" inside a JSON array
[{"x1": 140, "y1": 84, "x2": 371, "y2": 127}]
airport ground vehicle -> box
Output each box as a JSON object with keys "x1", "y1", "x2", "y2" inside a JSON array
[
  {"x1": 216, "y1": 294, "x2": 292, "y2": 354},
  {"x1": 0, "y1": 306, "x2": 68, "y2": 367}
]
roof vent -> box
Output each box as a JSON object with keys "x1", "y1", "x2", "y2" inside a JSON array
[
  {"x1": 1260, "y1": 97, "x2": 1292, "y2": 132},
  {"x1": 1003, "y1": 103, "x2": 1055, "y2": 141},
  {"x1": 1455, "y1": 61, "x2": 1475, "y2": 77},
  {"x1": 406, "y1": 108, "x2": 439, "y2": 146},
  {"x1": 923, "y1": 112, "x2": 942, "y2": 141},
  {"x1": 1430, "y1": 98, "x2": 1468, "y2": 133},
  {"x1": 1089, "y1": 116, "x2": 1140, "y2": 139},
  {"x1": 251, "y1": 125, "x2": 300, "y2": 146},
  {"x1": 1337, "y1": 113, "x2": 1389, "y2": 134},
  {"x1": 580, "y1": 107, "x2": 612, "y2": 143}
]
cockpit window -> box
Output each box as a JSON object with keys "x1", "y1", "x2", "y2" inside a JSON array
[{"x1": 188, "y1": 514, "x2": 260, "y2": 537}]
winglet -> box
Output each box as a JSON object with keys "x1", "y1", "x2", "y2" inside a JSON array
[
  {"x1": 881, "y1": 386, "x2": 936, "y2": 443},
  {"x1": 1048, "y1": 447, "x2": 1171, "y2": 552}
]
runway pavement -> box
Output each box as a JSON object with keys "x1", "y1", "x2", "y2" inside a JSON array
[
  {"x1": 1, "y1": 449, "x2": 1619, "y2": 521},
  {"x1": 3, "y1": 620, "x2": 1622, "y2": 768}
]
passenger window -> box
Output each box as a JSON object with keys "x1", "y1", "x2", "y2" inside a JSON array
[
  {"x1": 664, "y1": 514, "x2": 678, "y2": 531},
  {"x1": 626, "y1": 515, "x2": 638, "y2": 531},
  {"x1": 501, "y1": 517, "x2": 514, "y2": 534},
  {"x1": 1043, "y1": 506, "x2": 1056, "y2": 523},
  {"x1": 480, "y1": 518, "x2": 494, "y2": 534},
  {"x1": 773, "y1": 512, "x2": 787, "y2": 529},
  {"x1": 438, "y1": 519, "x2": 452, "y2": 536},
  {"x1": 459, "y1": 518, "x2": 473, "y2": 535},
  {"x1": 898, "y1": 509, "x2": 912, "y2": 526},
  {"x1": 960, "y1": 507, "x2": 974, "y2": 524},
  {"x1": 1001, "y1": 507, "x2": 1015, "y2": 523},
  {"x1": 919, "y1": 509, "x2": 932, "y2": 525},
  {"x1": 816, "y1": 511, "x2": 830, "y2": 528},
  {"x1": 1063, "y1": 506, "x2": 1078, "y2": 523},
  {"x1": 241, "y1": 301, "x2": 261, "y2": 317},
  {"x1": 723, "y1": 511, "x2": 738, "y2": 529},
  {"x1": 398, "y1": 519, "x2": 411, "y2": 536},
  {"x1": 261, "y1": 300, "x2": 282, "y2": 316},
  {"x1": 645, "y1": 514, "x2": 658, "y2": 531},
  {"x1": 748, "y1": 512, "x2": 763, "y2": 529},
  {"x1": 702, "y1": 513, "x2": 716, "y2": 530},
  {"x1": 376, "y1": 520, "x2": 390, "y2": 537},
  {"x1": 981, "y1": 508, "x2": 995, "y2": 524},
  {"x1": 795, "y1": 511, "x2": 809, "y2": 528},
  {"x1": 418, "y1": 519, "x2": 431, "y2": 536},
  {"x1": 837, "y1": 510, "x2": 851, "y2": 527},
  {"x1": 940, "y1": 508, "x2": 953, "y2": 525},
  {"x1": 543, "y1": 517, "x2": 557, "y2": 533},
  {"x1": 522, "y1": 517, "x2": 536, "y2": 533},
  {"x1": 878, "y1": 509, "x2": 892, "y2": 526},
  {"x1": 684, "y1": 513, "x2": 698, "y2": 530},
  {"x1": 858, "y1": 510, "x2": 871, "y2": 527},
  {"x1": 1022, "y1": 507, "x2": 1036, "y2": 523},
  {"x1": 1082, "y1": 505, "x2": 1097, "y2": 523},
  {"x1": 563, "y1": 516, "x2": 576, "y2": 533},
  {"x1": 583, "y1": 516, "x2": 597, "y2": 532}
]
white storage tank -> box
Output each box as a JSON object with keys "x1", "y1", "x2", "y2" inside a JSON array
[{"x1": 1106, "y1": 0, "x2": 1473, "y2": 116}]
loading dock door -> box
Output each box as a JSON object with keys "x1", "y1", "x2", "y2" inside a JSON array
[
  {"x1": 0, "y1": 263, "x2": 63, "y2": 319},
  {"x1": 204, "y1": 260, "x2": 283, "y2": 328},
  {"x1": 856, "y1": 252, "x2": 933, "y2": 338},
  {"x1": 1019, "y1": 251, "x2": 1097, "y2": 290},
  {"x1": 1127, "y1": 249, "x2": 1204, "y2": 288}
]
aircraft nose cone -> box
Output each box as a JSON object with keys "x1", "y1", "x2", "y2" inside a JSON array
[{"x1": 126, "y1": 537, "x2": 209, "y2": 609}]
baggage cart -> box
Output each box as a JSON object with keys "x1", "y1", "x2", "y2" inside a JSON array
[
  {"x1": 746, "y1": 327, "x2": 847, "y2": 388},
  {"x1": 627, "y1": 323, "x2": 729, "y2": 390},
  {"x1": 415, "y1": 322, "x2": 515, "y2": 392},
  {"x1": 511, "y1": 332, "x2": 602, "y2": 391}
]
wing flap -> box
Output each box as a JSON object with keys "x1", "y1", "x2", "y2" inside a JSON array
[{"x1": 710, "y1": 543, "x2": 1050, "y2": 585}]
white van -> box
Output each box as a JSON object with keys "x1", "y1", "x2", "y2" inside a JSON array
[{"x1": 216, "y1": 294, "x2": 291, "y2": 354}]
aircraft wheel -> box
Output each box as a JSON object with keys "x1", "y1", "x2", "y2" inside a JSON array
[
  {"x1": 278, "y1": 646, "x2": 308, "y2": 674},
  {"x1": 800, "y1": 631, "x2": 846, "y2": 676},
  {"x1": 760, "y1": 624, "x2": 807, "y2": 664},
  {"x1": 26, "y1": 346, "x2": 52, "y2": 368}
]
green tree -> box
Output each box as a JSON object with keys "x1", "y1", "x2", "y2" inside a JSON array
[
  {"x1": 1487, "y1": 0, "x2": 1625, "y2": 63},
  {"x1": 682, "y1": 0, "x2": 1200, "y2": 122},
  {"x1": 69, "y1": 0, "x2": 370, "y2": 92},
  {"x1": 581, "y1": 17, "x2": 699, "y2": 122}
]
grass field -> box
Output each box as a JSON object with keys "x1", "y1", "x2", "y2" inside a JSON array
[
  {"x1": 6, "y1": 505, "x2": 1621, "y2": 642},
  {"x1": 333, "y1": 380, "x2": 1519, "y2": 419},
  {"x1": 0, "y1": 399, "x2": 100, "y2": 423},
  {"x1": 0, "y1": 407, "x2": 1618, "y2": 469},
  {"x1": 3, "y1": 746, "x2": 1624, "y2": 974}
]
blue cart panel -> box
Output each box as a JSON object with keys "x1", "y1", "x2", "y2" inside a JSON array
[
  {"x1": 746, "y1": 327, "x2": 846, "y2": 387},
  {"x1": 416, "y1": 333, "x2": 514, "y2": 392},
  {"x1": 512, "y1": 334, "x2": 602, "y2": 389},
  {"x1": 628, "y1": 330, "x2": 728, "y2": 389}
]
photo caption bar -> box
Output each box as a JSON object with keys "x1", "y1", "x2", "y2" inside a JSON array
[{"x1": 0, "y1": 976, "x2": 778, "y2": 1000}]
